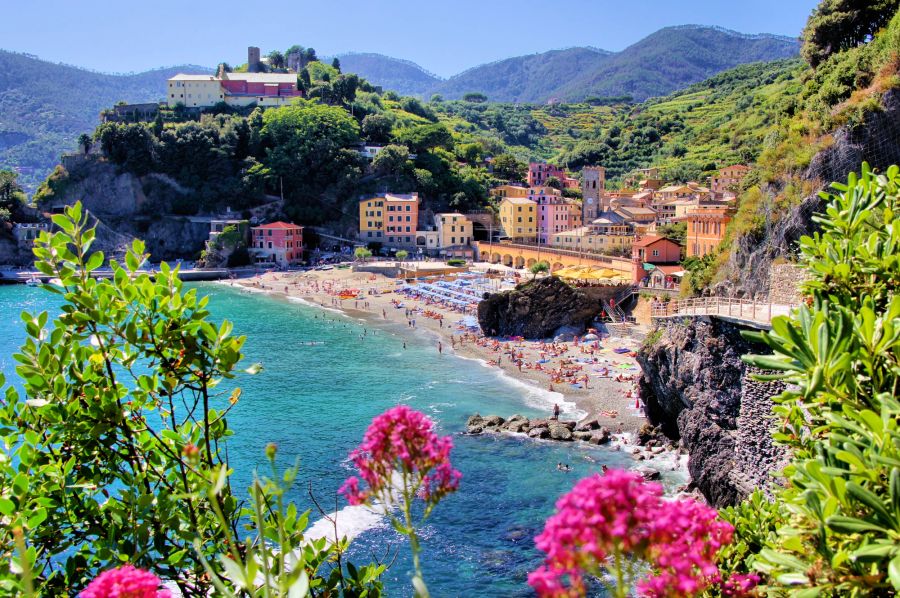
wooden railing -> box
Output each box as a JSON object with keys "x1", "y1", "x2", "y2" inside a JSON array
[{"x1": 650, "y1": 296, "x2": 797, "y2": 327}]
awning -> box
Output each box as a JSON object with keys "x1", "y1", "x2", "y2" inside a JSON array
[{"x1": 642, "y1": 263, "x2": 656, "y2": 271}]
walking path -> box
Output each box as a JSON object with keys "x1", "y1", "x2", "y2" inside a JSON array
[{"x1": 650, "y1": 296, "x2": 797, "y2": 330}]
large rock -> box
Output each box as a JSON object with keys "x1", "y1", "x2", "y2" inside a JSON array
[
  {"x1": 527, "y1": 427, "x2": 550, "y2": 439},
  {"x1": 477, "y1": 276, "x2": 622, "y2": 339},
  {"x1": 590, "y1": 427, "x2": 612, "y2": 445},
  {"x1": 548, "y1": 422, "x2": 573, "y2": 441},
  {"x1": 503, "y1": 414, "x2": 530, "y2": 433},
  {"x1": 482, "y1": 415, "x2": 505, "y2": 428},
  {"x1": 466, "y1": 414, "x2": 484, "y2": 434},
  {"x1": 637, "y1": 318, "x2": 788, "y2": 507},
  {"x1": 573, "y1": 431, "x2": 594, "y2": 442}
]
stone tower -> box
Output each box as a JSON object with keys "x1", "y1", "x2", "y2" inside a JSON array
[
  {"x1": 248, "y1": 46, "x2": 261, "y2": 73},
  {"x1": 581, "y1": 166, "x2": 606, "y2": 223}
]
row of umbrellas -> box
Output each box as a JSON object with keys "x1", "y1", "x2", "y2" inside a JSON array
[{"x1": 553, "y1": 265, "x2": 630, "y2": 284}]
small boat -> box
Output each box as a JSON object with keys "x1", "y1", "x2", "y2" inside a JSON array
[{"x1": 24, "y1": 276, "x2": 41, "y2": 286}]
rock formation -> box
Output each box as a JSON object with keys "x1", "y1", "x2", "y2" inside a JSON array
[
  {"x1": 477, "y1": 276, "x2": 622, "y2": 339},
  {"x1": 637, "y1": 318, "x2": 788, "y2": 507},
  {"x1": 465, "y1": 413, "x2": 612, "y2": 445}
]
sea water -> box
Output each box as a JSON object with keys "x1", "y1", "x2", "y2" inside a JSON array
[{"x1": 0, "y1": 283, "x2": 685, "y2": 596}]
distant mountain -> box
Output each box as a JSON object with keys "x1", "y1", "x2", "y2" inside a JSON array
[
  {"x1": 0, "y1": 49, "x2": 210, "y2": 190},
  {"x1": 429, "y1": 47, "x2": 612, "y2": 103},
  {"x1": 332, "y1": 53, "x2": 441, "y2": 96},
  {"x1": 425, "y1": 26, "x2": 798, "y2": 103},
  {"x1": 553, "y1": 26, "x2": 801, "y2": 102}
]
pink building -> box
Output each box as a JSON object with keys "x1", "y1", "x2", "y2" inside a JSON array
[
  {"x1": 527, "y1": 163, "x2": 566, "y2": 187},
  {"x1": 251, "y1": 221, "x2": 304, "y2": 266},
  {"x1": 530, "y1": 187, "x2": 572, "y2": 244},
  {"x1": 631, "y1": 235, "x2": 682, "y2": 284}
]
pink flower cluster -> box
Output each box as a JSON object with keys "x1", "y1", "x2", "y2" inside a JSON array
[
  {"x1": 721, "y1": 573, "x2": 761, "y2": 597},
  {"x1": 80, "y1": 565, "x2": 171, "y2": 598},
  {"x1": 340, "y1": 405, "x2": 461, "y2": 507},
  {"x1": 528, "y1": 469, "x2": 735, "y2": 598}
]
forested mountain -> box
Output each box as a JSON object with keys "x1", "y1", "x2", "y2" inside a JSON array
[
  {"x1": 0, "y1": 50, "x2": 209, "y2": 191},
  {"x1": 428, "y1": 48, "x2": 612, "y2": 103},
  {"x1": 555, "y1": 26, "x2": 800, "y2": 101},
  {"x1": 331, "y1": 53, "x2": 441, "y2": 96}
]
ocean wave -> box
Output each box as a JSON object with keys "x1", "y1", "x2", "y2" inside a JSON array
[{"x1": 305, "y1": 503, "x2": 386, "y2": 544}]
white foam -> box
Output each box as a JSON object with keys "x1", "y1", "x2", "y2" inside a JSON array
[
  {"x1": 457, "y1": 353, "x2": 585, "y2": 419},
  {"x1": 305, "y1": 503, "x2": 386, "y2": 544},
  {"x1": 286, "y1": 295, "x2": 345, "y2": 316}
]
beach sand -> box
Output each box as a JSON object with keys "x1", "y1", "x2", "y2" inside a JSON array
[{"x1": 227, "y1": 266, "x2": 651, "y2": 435}]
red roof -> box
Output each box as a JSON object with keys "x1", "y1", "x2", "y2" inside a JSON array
[
  {"x1": 633, "y1": 235, "x2": 676, "y2": 248},
  {"x1": 253, "y1": 221, "x2": 302, "y2": 230},
  {"x1": 656, "y1": 264, "x2": 685, "y2": 275}
]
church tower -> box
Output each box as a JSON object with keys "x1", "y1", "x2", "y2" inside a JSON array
[{"x1": 581, "y1": 166, "x2": 606, "y2": 223}]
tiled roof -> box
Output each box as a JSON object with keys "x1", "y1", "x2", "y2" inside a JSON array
[{"x1": 254, "y1": 221, "x2": 302, "y2": 230}]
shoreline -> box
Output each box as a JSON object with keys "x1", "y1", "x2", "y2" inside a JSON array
[{"x1": 223, "y1": 268, "x2": 649, "y2": 434}]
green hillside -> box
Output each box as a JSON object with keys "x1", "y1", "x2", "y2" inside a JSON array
[
  {"x1": 332, "y1": 53, "x2": 441, "y2": 96},
  {"x1": 0, "y1": 50, "x2": 210, "y2": 191}
]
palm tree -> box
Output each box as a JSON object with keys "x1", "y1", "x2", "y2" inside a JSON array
[
  {"x1": 78, "y1": 133, "x2": 92, "y2": 155},
  {"x1": 530, "y1": 260, "x2": 550, "y2": 280}
]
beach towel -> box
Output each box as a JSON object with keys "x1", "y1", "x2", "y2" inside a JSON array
[{"x1": 613, "y1": 348, "x2": 631, "y2": 354}]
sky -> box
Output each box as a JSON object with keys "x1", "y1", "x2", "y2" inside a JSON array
[{"x1": 2, "y1": 0, "x2": 819, "y2": 78}]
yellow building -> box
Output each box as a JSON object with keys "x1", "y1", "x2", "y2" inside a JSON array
[
  {"x1": 499, "y1": 197, "x2": 537, "y2": 242},
  {"x1": 549, "y1": 227, "x2": 634, "y2": 253},
  {"x1": 167, "y1": 72, "x2": 303, "y2": 109},
  {"x1": 490, "y1": 185, "x2": 530, "y2": 199},
  {"x1": 359, "y1": 197, "x2": 385, "y2": 242},
  {"x1": 167, "y1": 75, "x2": 224, "y2": 108},
  {"x1": 435, "y1": 213, "x2": 473, "y2": 249}
]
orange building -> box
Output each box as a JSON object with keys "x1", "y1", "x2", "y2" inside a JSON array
[{"x1": 678, "y1": 205, "x2": 735, "y2": 258}]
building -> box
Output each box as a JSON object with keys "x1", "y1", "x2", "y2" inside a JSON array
[
  {"x1": 527, "y1": 162, "x2": 571, "y2": 187},
  {"x1": 655, "y1": 184, "x2": 696, "y2": 203},
  {"x1": 167, "y1": 71, "x2": 303, "y2": 109},
  {"x1": 499, "y1": 197, "x2": 537, "y2": 242},
  {"x1": 565, "y1": 199, "x2": 583, "y2": 230},
  {"x1": 435, "y1": 213, "x2": 474, "y2": 254},
  {"x1": 12, "y1": 222, "x2": 49, "y2": 246},
  {"x1": 549, "y1": 224, "x2": 633, "y2": 254},
  {"x1": 359, "y1": 197, "x2": 385, "y2": 243},
  {"x1": 709, "y1": 164, "x2": 750, "y2": 198},
  {"x1": 250, "y1": 221, "x2": 303, "y2": 266},
  {"x1": 529, "y1": 187, "x2": 571, "y2": 244},
  {"x1": 631, "y1": 235, "x2": 683, "y2": 284},
  {"x1": 613, "y1": 206, "x2": 657, "y2": 228},
  {"x1": 581, "y1": 166, "x2": 606, "y2": 222},
  {"x1": 679, "y1": 205, "x2": 735, "y2": 258},
  {"x1": 490, "y1": 184, "x2": 530, "y2": 199},
  {"x1": 357, "y1": 193, "x2": 421, "y2": 249}
]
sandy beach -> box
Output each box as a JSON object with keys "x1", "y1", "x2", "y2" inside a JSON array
[{"x1": 226, "y1": 265, "x2": 651, "y2": 435}]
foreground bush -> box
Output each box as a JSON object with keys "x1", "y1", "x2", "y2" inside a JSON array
[{"x1": 740, "y1": 164, "x2": 900, "y2": 594}]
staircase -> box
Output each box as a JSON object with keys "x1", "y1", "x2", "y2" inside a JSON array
[{"x1": 601, "y1": 285, "x2": 638, "y2": 323}]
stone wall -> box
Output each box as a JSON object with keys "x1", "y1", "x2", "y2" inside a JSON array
[{"x1": 768, "y1": 263, "x2": 808, "y2": 304}]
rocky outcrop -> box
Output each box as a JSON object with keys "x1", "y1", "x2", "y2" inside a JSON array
[
  {"x1": 477, "y1": 276, "x2": 622, "y2": 339},
  {"x1": 38, "y1": 159, "x2": 212, "y2": 262},
  {"x1": 637, "y1": 318, "x2": 788, "y2": 507},
  {"x1": 716, "y1": 89, "x2": 900, "y2": 297},
  {"x1": 466, "y1": 413, "x2": 612, "y2": 445}
]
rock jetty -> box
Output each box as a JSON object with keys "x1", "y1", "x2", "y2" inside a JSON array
[{"x1": 465, "y1": 413, "x2": 611, "y2": 445}]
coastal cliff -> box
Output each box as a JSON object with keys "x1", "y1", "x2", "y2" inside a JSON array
[
  {"x1": 37, "y1": 159, "x2": 211, "y2": 262},
  {"x1": 637, "y1": 318, "x2": 788, "y2": 506},
  {"x1": 477, "y1": 276, "x2": 621, "y2": 339}
]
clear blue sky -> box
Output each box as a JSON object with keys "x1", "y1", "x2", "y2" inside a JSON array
[{"x1": 3, "y1": 0, "x2": 818, "y2": 77}]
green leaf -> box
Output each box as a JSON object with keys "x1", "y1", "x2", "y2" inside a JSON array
[
  {"x1": 826, "y1": 515, "x2": 889, "y2": 534},
  {"x1": 411, "y1": 575, "x2": 430, "y2": 598},
  {"x1": 890, "y1": 555, "x2": 900, "y2": 590},
  {"x1": 288, "y1": 570, "x2": 310, "y2": 598}
]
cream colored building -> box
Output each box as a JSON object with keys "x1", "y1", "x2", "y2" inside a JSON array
[
  {"x1": 167, "y1": 72, "x2": 303, "y2": 109},
  {"x1": 549, "y1": 226, "x2": 634, "y2": 253},
  {"x1": 490, "y1": 185, "x2": 530, "y2": 199},
  {"x1": 499, "y1": 197, "x2": 537, "y2": 242},
  {"x1": 167, "y1": 75, "x2": 224, "y2": 108},
  {"x1": 435, "y1": 213, "x2": 473, "y2": 249}
]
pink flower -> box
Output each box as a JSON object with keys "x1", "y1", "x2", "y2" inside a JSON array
[
  {"x1": 529, "y1": 469, "x2": 734, "y2": 598},
  {"x1": 721, "y1": 573, "x2": 761, "y2": 597},
  {"x1": 80, "y1": 565, "x2": 170, "y2": 598},
  {"x1": 341, "y1": 406, "x2": 461, "y2": 509}
]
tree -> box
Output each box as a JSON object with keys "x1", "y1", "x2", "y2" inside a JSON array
[
  {"x1": 267, "y1": 50, "x2": 285, "y2": 70},
  {"x1": 354, "y1": 246, "x2": 372, "y2": 261},
  {"x1": 331, "y1": 57, "x2": 341, "y2": 72},
  {"x1": 530, "y1": 260, "x2": 550, "y2": 279},
  {"x1": 545, "y1": 176, "x2": 562, "y2": 190},
  {"x1": 430, "y1": 94, "x2": 444, "y2": 103},
  {"x1": 0, "y1": 170, "x2": 28, "y2": 214},
  {"x1": 395, "y1": 250, "x2": 409, "y2": 261},
  {"x1": 361, "y1": 113, "x2": 394, "y2": 143},
  {"x1": 656, "y1": 221, "x2": 686, "y2": 246},
  {"x1": 393, "y1": 123, "x2": 452, "y2": 153},
  {"x1": 371, "y1": 144, "x2": 411, "y2": 176},
  {"x1": 801, "y1": 0, "x2": 900, "y2": 67},
  {"x1": 463, "y1": 92, "x2": 488, "y2": 103},
  {"x1": 78, "y1": 133, "x2": 92, "y2": 155},
  {"x1": 492, "y1": 153, "x2": 527, "y2": 181}
]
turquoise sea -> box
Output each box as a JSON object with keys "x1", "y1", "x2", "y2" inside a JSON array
[{"x1": 0, "y1": 282, "x2": 684, "y2": 596}]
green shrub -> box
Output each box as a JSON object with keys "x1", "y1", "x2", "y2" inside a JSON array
[{"x1": 741, "y1": 164, "x2": 900, "y2": 594}]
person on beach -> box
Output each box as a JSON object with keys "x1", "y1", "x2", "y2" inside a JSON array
[
  {"x1": 438, "y1": 341, "x2": 442, "y2": 355},
  {"x1": 552, "y1": 403, "x2": 560, "y2": 420}
]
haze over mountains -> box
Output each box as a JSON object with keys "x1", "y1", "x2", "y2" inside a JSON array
[{"x1": 0, "y1": 24, "x2": 798, "y2": 190}]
